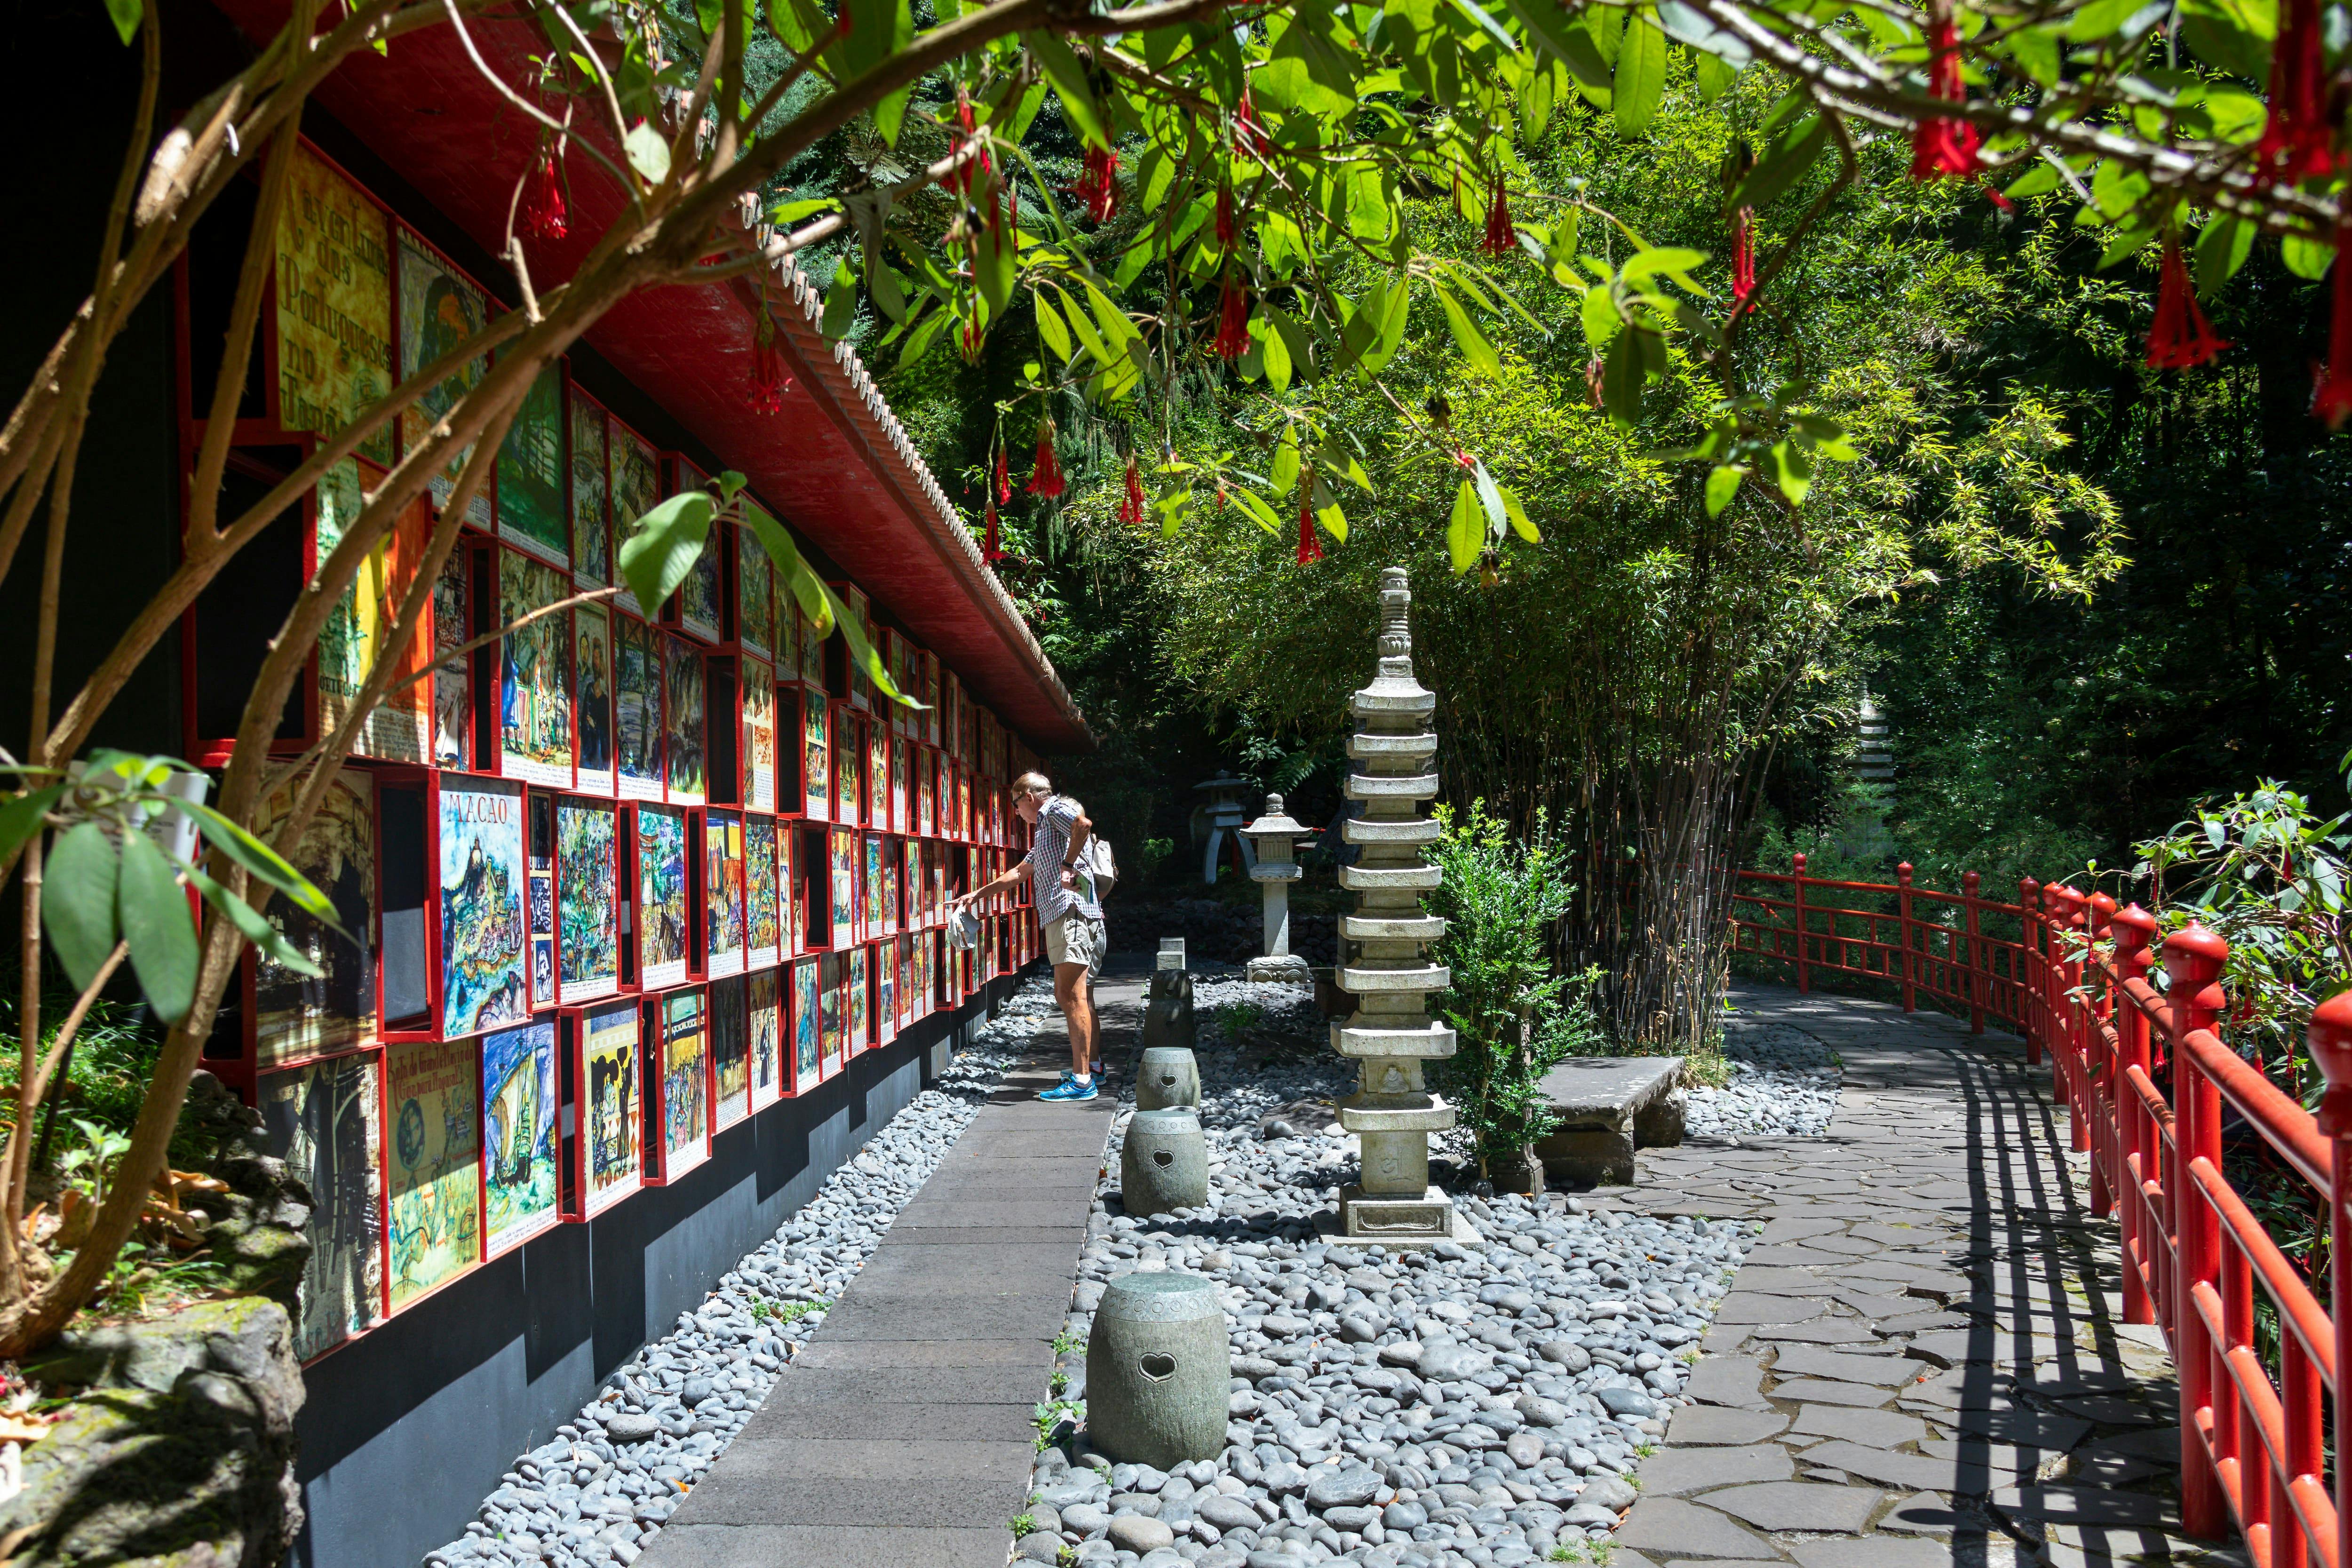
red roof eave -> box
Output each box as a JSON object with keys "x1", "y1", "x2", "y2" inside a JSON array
[{"x1": 219, "y1": 0, "x2": 1089, "y2": 749}]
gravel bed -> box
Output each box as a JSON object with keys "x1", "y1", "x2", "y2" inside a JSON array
[
  {"x1": 1685, "y1": 1021, "x2": 1842, "y2": 1138},
  {"x1": 426, "y1": 975, "x2": 1061, "y2": 1568},
  {"x1": 1024, "y1": 986, "x2": 1757, "y2": 1568}
]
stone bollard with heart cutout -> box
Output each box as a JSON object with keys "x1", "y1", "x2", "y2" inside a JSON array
[
  {"x1": 1084, "y1": 1272, "x2": 1231, "y2": 1468},
  {"x1": 1135, "y1": 1045, "x2": 1201, "y2": 1112},
  {"x1": 1119, "y1": 1108, "x2": 1208, "y2": 1213}
]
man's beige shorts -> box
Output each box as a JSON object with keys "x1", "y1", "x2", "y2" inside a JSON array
[{"x1": 1043, "y1": 912, "x2": 1105, "y2": 974}]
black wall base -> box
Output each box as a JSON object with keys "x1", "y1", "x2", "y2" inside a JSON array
[{"x1": 289, "y1": 974, "x2": 1025, "y2": 1568}]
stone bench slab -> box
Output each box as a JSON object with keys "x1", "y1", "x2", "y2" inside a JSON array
[{"x1": 1533, "y1": 1055, "x2": 1687, "y2": 1186}]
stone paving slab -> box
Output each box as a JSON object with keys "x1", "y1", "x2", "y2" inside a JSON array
[
  {"x1": 641, "y1": 975, "x2": 1137, "y2": 1568},
  {"x1": 1611, "y1": 983, "x2": 2249, "y2": 1568}
]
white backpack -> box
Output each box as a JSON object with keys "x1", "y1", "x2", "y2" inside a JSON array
[{"x1": 1081, "y1": 832, "x2": 1118, "y2": 898}]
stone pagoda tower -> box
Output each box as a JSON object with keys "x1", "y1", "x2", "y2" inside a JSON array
[{"x1": 1334, "y1": 567, "x2": 1464, "y2": 1244}]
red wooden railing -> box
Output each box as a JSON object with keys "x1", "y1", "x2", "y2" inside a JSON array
[{"x1": 1731, "y1": 856, "x2": 2352, "y2": 1568}]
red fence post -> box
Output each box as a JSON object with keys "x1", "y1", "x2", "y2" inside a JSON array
[
  {"x1": 1896, "y1": 861, "x2": 1917, "y2": 1012},
  {"x1": 1792, "y1": 852, "x2": 1810, "y2": 994},
  {"x1": 2164, "y1": 921, "x2": 2230, "y2": 1541},
  {"x1": 2110, "y1": 904, "x2": 2158, "y2": 1327},
  {"x1": 1963, "y1": 870, "x2": 1984, "y2": 1034},
  {"x1": 2019, "y1": 878, "x2": 2042, "y2": 1064},
  {"x1": 2306, "y1": 992, "x2": 2352, "y2": 1568},
  {"x1": 2084, "y1": 893, "x2": 2117, "y2": 1212}
]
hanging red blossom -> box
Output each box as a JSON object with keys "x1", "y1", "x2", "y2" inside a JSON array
[
  {"x1": 1116, "y1": 458, "x2": 1147, "y2": 526},
  {"x1": 1216, "y1": 185, "x2": 1237, "y2": 249},
  {"x1": 1295, "y1": 492, "x2": 1323, "y2": 565},
  {"x1": 1075, "y1": 147, "x2": 1119, "y2": 224},
  {"x1": 2316, "y1": 224, "x2": 2352, "y2": 429},
  {"x1": 1215, "y1": 480, "x2": 1228, "y2": 511},
  {"x1": 1215, "y1": 275, "x2": 1252, "y2": 361},
  {"x1": 1731, "y1": 206, "x2": 1757, "y2": 308},
  {"x1": 993, "y1": 444, "x2": 1012, "y2": 506},
  {"x1": 1584, "y1": 358, "x2": 1606, "y2": 408},
  {"x1": 1026, "y1": 420, "x2": 1065, "y2": 498},
  {"x1": 522, "y1": 150, "x2": 567, "y2": 242},
  {"x1": 748, "y1": 310, "x2": 787, "y2": 413},
  {"x1": 1480, "y1": 173, "x2": 1517, "y2": 257},
  {"x1": 982, "y1": 498, "x2": 1006, "y2": 562},
  {"x1": 2145, "y1": 234, "x2": 2230, "y2": 370},
  {"x1": 2258, "y1": 0, "x2": 2337, "y2": 183},
  {"x1": 1909, "y1": 14, "x2": 1982, "y2": 182},
  {"x1": 1235, "y1": 89, "x2": 1267, "y2": 158}
]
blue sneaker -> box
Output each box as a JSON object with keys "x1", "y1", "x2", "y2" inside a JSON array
[{"x1": 1038, "y1": 1073, "x2": 1098, "y2": 1102}]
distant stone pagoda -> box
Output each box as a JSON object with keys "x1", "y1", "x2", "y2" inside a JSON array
[{"x1": 1333, "y1": 567, "x2": 1468, "y2": 1245}]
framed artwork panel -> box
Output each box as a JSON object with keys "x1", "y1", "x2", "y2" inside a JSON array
[
  {"x1": 481, "y1": 1018, "x2": 560, "y2": 1254},
  {"x1": 573, "y1": 999, "x2": 642, "y2": 1217}
]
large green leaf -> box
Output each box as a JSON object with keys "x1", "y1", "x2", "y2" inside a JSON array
[
  {"x1": 1601, "y1": 328, "x2": 1647, "y2": 423},
  {"x1": 1446, "y1": 479, "x2": 1484, "y2": 573},
  {"x1": 1613, "y1": 16, "x2": 1667, "y2": 138},
  {"x1": 43, "y1": 821, "x2": 119, "y2": 992},
  {"x1": 2195, "y1": 215, "x2": 2255, "y2": 295},
  {"x1": 1025, "y1": 31, "x2": 1108, "y2": 149},
  {"x1": 1034, "y1": 291, "x2": 1074, "y2": 361},
  {"x1": 118, "y1": 828, "x2": 197, "y2": 1023},
  {"x1": 186, "y1": 803, "x2": 337, "y2": 922},
  {"x1": 182, "y1": 861, "x2": 322, "y2": 978},
  {"x1": 0, "y1": 785, "x2": 64, "y2": 868},
  {"x1": 1735, "y1": 115, "x2": 1828, "y2": 209},
  {"x1": 1436, "y1": 285, "x2": 1503, "y2": 374},
  {"x1": 618, "y1": 491, "x2": 718, "y2": 620}
]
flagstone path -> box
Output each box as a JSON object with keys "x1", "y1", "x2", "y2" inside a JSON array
[{"x1": 1598, "y1": 982, "x2": 2246, "y2": 1568}]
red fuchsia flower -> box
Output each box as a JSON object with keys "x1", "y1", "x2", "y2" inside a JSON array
[
  {"x1": 1454, "y1": 448, "x2": 1475, "y2": 469},
  {"x1": 982, "y1": 498, "x2": 1006, "y2": 562},
  {"x1": 1480, "y1": 173, "x2": 1517, "y2": 257},
  {"x1": 2145, "y1": 234, "x2": 2230, "y2": 370},
  {"x1": 1026, "y1": 421, "x2": 1066, "y2": 498},
  {"x1": 1295, "y1": 492, "x2": 1323, "y2": 565},
  {"x1": 1234, "y1": 89, "x2": 1267, "y2": 158},
  {"x1": 1075, "y1": 147, "x2": 1119, "y2": 224},
  {"x1": 1731, "y1": 206, "x2": 1757, "y2": 308},
  {"x1": 1909, "y1": 14, "x2": 1982, "y2": 182},
  {"x1": 1216, "y1": 185, "x2": 1238, "y2": 249},
  {"x1": 2258, "y1": 0, "x2": 2337, "y2": 183},
  {"x1": 993, "y1": 444, "x2": 1011, "y2": 505},
  {"x1": 1116, "y1": 458, "x2": 1147, "y2": 526},
  {"x1": 522, "y1": 150, "x2": 567, "y2": 241},
  {"x1": 2316, "y1": 223, "x2": 2352, "y2": 430},
  {"x1": 1215, "y1": 275, "x2": 1252, "y2": 361},
  {"x1": 748, "y1": 310, "x2": 787, "y2": 413}
]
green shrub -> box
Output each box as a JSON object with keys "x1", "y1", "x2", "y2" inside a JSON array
[{"x1": 1425, "y1": 803, "x2": 1601, "y2": 1189}]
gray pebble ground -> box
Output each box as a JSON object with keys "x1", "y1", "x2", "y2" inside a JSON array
[
  {"x1": 426, "y1": 971, "x2": 1811, "y2": 1568},
  {"x1": 1684, "y1": 1020, "x2": 1841, "y2": 1138},
  {"x1": 1031, "y1": 978, "x2": 1760, "y2": 1568},
  {"x1": 423, "y1": 976, "x2": 1062, "y2": 1568}
]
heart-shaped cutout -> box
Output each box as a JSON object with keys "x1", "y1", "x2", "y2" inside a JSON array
[
  {"x1": 1153, "y1": 1150, "x2": 1174, "y2": 1167},
  {"x1": 1159, "y1": 1072, "x2": 1176, "y2": 1085},
  {"x1": 1139, "y1": 1353, "x2": 1176, "y2": 1381}
]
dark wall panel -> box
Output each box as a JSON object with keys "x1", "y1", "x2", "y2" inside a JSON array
[{"x1": 289, "y1": 982, "x2": 1013, "y2": 1568}]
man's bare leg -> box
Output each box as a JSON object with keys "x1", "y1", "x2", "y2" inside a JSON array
[{"x1": 1055, "y1": 962, "x2": 1096, "y2": 1079}]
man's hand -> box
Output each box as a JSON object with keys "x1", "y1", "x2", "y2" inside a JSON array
[{"x1": 1059, "y1": 868, "x2": 1078, "y2": 892}]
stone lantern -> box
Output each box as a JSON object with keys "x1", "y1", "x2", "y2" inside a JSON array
[
  {"x1": 1192, "y1": 773, "x2": 1256, "y2": 884},
  {"x1": 1333, "y1": 567, "x2": 1467, "y2": 1245},
  {"x1": 1238, "y1": 795, "x2": 1313, "y2": 986}
]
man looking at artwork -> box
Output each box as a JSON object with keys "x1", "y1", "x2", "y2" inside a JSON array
[{"x1": 952, "y1": 772, "x2": 1104, "y2": 1102}]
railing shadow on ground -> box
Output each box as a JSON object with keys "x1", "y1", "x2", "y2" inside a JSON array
[{"x1": 1732, "y1": 861, "x2": 2352, "y2": 1568}]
